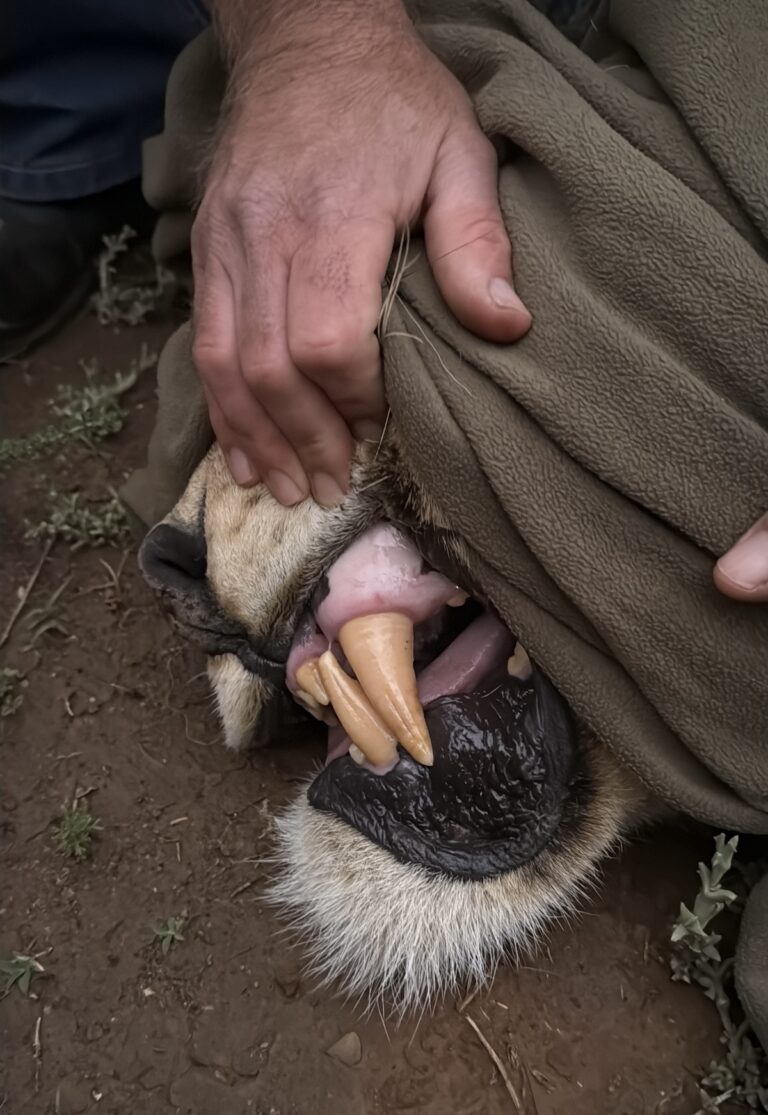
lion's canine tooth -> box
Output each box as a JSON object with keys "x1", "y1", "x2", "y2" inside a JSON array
[
  {"x1": 295, "y1": 658, "x2": 330, "y2": 706},
  {"x1": 507, "y1": 643, "x2": 532, "y2": 680},
  {"x1": 348, "y1": 744, "x2": 366, "y2": 765},
  {"x1": 317, "y1": 651, "x2": 398, "y2": 767},
  {"x1": 338, "y1": 612, "x2": 433, "y2": 767}
]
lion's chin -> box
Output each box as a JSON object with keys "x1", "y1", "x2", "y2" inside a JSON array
[{"x1": 266, "y1": 744, "x2": 653, "y2": 1017}]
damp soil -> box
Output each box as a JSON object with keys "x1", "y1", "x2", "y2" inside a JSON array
[{"x1": 0, "y1": 305, "x2": 735, "y2": 1115}]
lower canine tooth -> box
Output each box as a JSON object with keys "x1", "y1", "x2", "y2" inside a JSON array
[
  {"x1": 338, "y1": 612, "x2": 433, "y2": 766},
  {"x1": 295, "y1": 659, "x2": 329, "y2": 706},
  {"x1": 349, "y1": 744, "x2": 366, "y2": 765},
  {"x1": 317, "y1": 651, "x2": 398, "y2": 767},
  {"x1": 507, "y1": 643, "x2": 532, "y2": 680}
]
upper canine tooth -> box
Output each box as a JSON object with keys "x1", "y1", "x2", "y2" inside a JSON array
[
  {"x1": 317, "y1": 651, "x2": 398, "y2": 767},
  {"x1": 507, "y1": 643, "x2": 532, "y2": 680},
  {"x1": 338, "y1": 612, "x2": 433, "y2": 767},
  {"x1": 295, "y1": 658, "x2": 330, "y2": 706}
]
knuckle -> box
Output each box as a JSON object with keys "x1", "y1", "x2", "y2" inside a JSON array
[
  {"x1": 462, "y1": 213, "x2": 509, "y2": 249},
  {"x1": 291, "y1": 323, "x2": 365, "y2": 374},
  {"x1": 240, "y1": 356, "x2": 287, "y2": 396}
]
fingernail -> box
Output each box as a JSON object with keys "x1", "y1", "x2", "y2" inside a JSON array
[
  {"x1": 717, "y1": 531, "x2": 768, "y2": 590},
  {"x1": 351, "y1": 420, "x2": 384, "y2": 443},
  {"x1": 489, "y1": 277, "x2": 527, "y2": 313},
  {"x1": 266, "y1": 469, "x2": 307, "y2": 507},
  {"x1": 311, "y1": 473, "x2": 347, "y2": 508},
  {"x1": 227, "y1": 447, "x2": 257, "y2": 486}
]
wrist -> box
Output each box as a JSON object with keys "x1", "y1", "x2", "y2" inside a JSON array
[{"x1": 213, "y1": 0, "x2": 416, "y2": 72}]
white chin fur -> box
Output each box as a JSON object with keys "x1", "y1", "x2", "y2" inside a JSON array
[{"x1": 267, "y1": 774, "x2": 633, "y2": 1016}]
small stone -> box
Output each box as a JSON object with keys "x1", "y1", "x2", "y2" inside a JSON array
[{"x1": 326, "y1": 1031, "x2": 362, "y2": 1066}]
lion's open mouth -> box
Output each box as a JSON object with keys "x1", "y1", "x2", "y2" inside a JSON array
[{"x1": 284, "y1": 525, "x2": 579, "y2": 880}]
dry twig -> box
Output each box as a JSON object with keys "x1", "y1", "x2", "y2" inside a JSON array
[
  {"x1": 33, "y1": 1013, "x2": 43, "y2": 1093},
  {"x1": 0, "y1": 539, "x2": 54, "y2": 649},
  {"x1": 463, "y1": 1013, "x2": 527, "y2": 1113}
]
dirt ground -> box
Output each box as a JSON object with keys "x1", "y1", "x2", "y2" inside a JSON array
[{"x1": 0, "y1": 303, "x2": 739, "y2": 1115}]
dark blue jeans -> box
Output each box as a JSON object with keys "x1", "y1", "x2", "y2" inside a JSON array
[
  {"x1": 0, "y1": 0, "x2": 209, "y2": 201},
  {"x1": 0, "y1": 0, "x2": 592, "y2": 204}
]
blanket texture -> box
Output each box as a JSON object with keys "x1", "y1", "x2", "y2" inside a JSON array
[{"x1": 123, "y1": 0, "x2": 768, "y2": 1049}]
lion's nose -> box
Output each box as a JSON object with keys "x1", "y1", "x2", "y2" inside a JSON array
[{"x1": 138, "y1": 519, "x2": 207, "y2": 598}]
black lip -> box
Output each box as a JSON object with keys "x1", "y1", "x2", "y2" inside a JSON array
[{"x1": 307, "y1": 666, "x2": 578, "y2": 881}]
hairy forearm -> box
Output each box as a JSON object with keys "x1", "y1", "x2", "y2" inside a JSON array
[{"x1": 207, "y1": 0, "x2": 417, "y2": 70}]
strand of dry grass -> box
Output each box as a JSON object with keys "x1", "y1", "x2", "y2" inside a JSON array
[
  {"x1": 463, "y1": 1013, "x2": 528, "y2": 1114},
  {"x1": 32, "y1": 1013, "x2": 43, "y2": 1094}
]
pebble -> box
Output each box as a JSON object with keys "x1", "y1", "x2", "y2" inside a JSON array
[{"x1": 326, "y1": 1031, "x2": 362, "y2": 1066}]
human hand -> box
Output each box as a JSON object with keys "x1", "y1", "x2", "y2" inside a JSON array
[
  {"x1": 714, "y1": 513, "x2": 768, "y2": 601},
  {"x1": 192, "y1": 0, "x2": 531, "y2": 507}
]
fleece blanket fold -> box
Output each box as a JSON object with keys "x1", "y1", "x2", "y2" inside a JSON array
[{"x1": 122, "y1": 0, "x2": 768, "y2": 1050}]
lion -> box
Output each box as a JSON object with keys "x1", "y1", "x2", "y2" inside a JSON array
[{"x1": 138, "y1": 435, "x2": 657, "y2": 1012}]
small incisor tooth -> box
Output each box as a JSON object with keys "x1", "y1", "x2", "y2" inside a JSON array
[
  {"x1": 317, "y1": 651, "x2": 398, "y2": 767},
  {"x1": 295, "y1": 658, "x2": 329, "y2": 706},
  {"x1": 338, "y1": 612, "x2": 433, "y2": 766},
  {"x1": 447, "y1": 588, "x2": 469, "y2": 607},
  {"x1": 296, "y1": 689, "x2": 322, "y2": 716},
  {"x1": 507, "y1": 643, "x2": 532, "y2": 680}
]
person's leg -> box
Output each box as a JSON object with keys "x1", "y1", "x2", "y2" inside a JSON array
[{"x1": 0, "y1": 0, "x2": 209, "y2": 359}]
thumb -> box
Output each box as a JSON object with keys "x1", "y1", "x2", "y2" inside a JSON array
[
  {"x1": 423, "y1": 126, "x2": 532, "y2": 343},
  {"x1": 714, "y1": 512, "x2": 768, "y2": 601}
]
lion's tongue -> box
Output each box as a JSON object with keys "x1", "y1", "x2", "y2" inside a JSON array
[{"x1": 417, "y1": 613, "x2": 516, "y2": 705}]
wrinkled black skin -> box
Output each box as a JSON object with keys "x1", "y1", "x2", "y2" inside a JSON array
[{"x1": 308, "y1": 667, "x2": 578, "y2": 881}]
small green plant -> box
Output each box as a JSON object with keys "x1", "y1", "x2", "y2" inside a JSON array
[
  {"x1": 153, "y1": 916, "x2": 185, "y2": 955},
  {"x1": 0, "y1": 667, "x2": 24, "y2": 717},
  {"x1": 671, "y1": 835, "x2": 768, "y2": 1112},
  {"x1": 25, "y1": 491, "x2": 130, "y2": 550},
  {"x1": 93, "y1": 225, "x2": 175, "y2": 326},
  {"x1": 53, "y1": 801, "x2": 101, "y2": 862},
  {"x1": 0, "y1": 953, "x2": 46, "y2": 998},
  {"x1": 0, "y1": 347, "x2": 154, "y2": 469}
]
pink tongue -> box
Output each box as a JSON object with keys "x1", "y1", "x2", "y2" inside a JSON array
[
  {"x1": 417, "y1": 612, "x2": 516, "y2": 706},
  {"x1": 314, "y1": 523, "x2": 460, "y2": 641}
]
